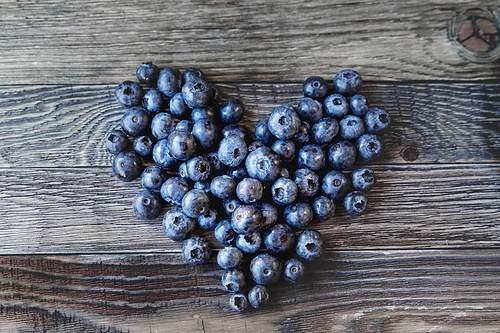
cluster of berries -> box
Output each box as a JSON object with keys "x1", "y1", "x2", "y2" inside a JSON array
[{"x1": 105, "y1": 63, "x2": 391, "y2": 312}]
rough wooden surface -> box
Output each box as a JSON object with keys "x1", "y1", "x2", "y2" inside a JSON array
[
  {"x1": 0, "y1": 0, "x2": 500, "y2": 85},
  {"x1": 1, "y1": 0, "x2": 500, "y2": 331},
  {"x1": 0, "y1": 250, "x2": 498, "y2": 333}
]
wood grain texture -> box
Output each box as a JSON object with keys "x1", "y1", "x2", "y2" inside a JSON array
[
  {"x1": 0, "y1": 82, "x2": 499, "y2": 168},
  {"x1": 0, "y1": 250, "x2": 498, "y2": 332},
  {"x1": 0, "y1": 164, "x2": 498, "y2": 254},
  {"x1": 0, "y1": 0, "x2": 499, "y2": 84}
]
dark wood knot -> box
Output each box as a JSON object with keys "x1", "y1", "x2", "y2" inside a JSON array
[{"x1": 401, "y1": 145, "x2": 419, "y2": 162}]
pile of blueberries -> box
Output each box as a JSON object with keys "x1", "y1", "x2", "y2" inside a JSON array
[{"x1": 105, "y1": 63, "x2": 391, "y2": 312}]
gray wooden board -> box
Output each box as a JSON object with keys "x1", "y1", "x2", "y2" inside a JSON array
[
  {"x1": 0, "y1": 0, "x2": 499, "y2": 84},
  {"x1": 0, "y1": 164, "x2": 498, "y2": 254},
  {"x1": 0, "y1": 82, "x2": 498, "y2": 168},
  {"x1": 0, "y1": 250, "x2": 498, "y2": 332}
]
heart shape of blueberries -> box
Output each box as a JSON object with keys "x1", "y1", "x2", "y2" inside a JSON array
[{"x1": 106, "y1": 63, "x2": 391, "y2": 312}]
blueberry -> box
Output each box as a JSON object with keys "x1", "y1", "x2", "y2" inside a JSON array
[
  {"x1": 255, "y1": 202, "x2": 279, "y2": 231},
  {"x1": 121, "y1": 106, "x2": 151, "y2": 137},
  {"x1": 183, "y1": 67, "x2": 206, "y2": 83},
  {"x1": 303, "y1": 76, "x2": 328, "y2": 100},
  {"x1": 132, "y1": 190, "x2": 162, "y2": 220},
  {"x1": 249, "y1": 253, "x2": 283, "y2": 285},
  {"x1": 324, "y1": 94, "x2": 349, "y2": 119},
  {"x1": 141, "y1": 165, "x2": 167, "y2": 191},
  {"x1": 351, "y1": 167, "x2": 375, "y2": 192},
  {"x1": 333, "y1": 69, "x2": 362, "y2": 97},
  {"x1": 297, "y1": 97, "x2": 324, "y2": 123},
  {"x1": 222, "y1": 268, "x2": 246, "y2": 292},
  {"x1": 236, "y1": 178, "x2": 263, "y2": 204},
  {"x1": 248, "y1": 140, "x2": 265, "y2": 153},
  {"x1": 151, "y1": 112, "x2": 175, "y2": 140},
  {"x1": 263, "y1": 223, "x2": 295, "y2": 255},
  {"x1": 182, "y1": 78, "x2": 212, "y2": 109},
  {"x1": 268, "y1": 104, "x2": 301, "y2": 140},
  {"x1": 175, "y1": 119, "x2": 194, "y2": 132},
  {"x1": 185, "y1": 156, "x2": 212, "y2": 182},
  {"x1": 105, "y1": 130, "x2": 128, "y2": 154},
  {"x1": 169, "y1": 92, "x2": 191, "y2": 119},
  {"x1": 214, "y1": 219, "x2": 237, "y2": 245},
  {"x1": 271, "y1": 139, "x2": 296, "y2": 163},
  {"x1": 328, "y1": 140, "x2": 356, "y2": 170},
  {"x1": 223, "y1": 197, "x2": 242, "y2": 216},
  {"x1": 356, "y1": 134, "x2": 382, "y2": 162},
  {"x1": 284, "y1": 203, "x2": 313, "y2": 229},
  {"x1": 284, "y1": 258, "x2": 305, "y2": 284},
  {"x1": 136, "y1": 62, "x2": 160, "y2": 85},
  {"x1": 312, "y1": 196, "x2": 335, "y2": 220},
  {"x1": 167, "y1": 130, "x2": 197, "y2": 161},
  {"x1": 339, "y1": 115, "x2": 365, "y2": 140},
  {"x1": 236, "y1": 231, "x2": 262, "y2": 254},
  {"x1": 152, "y1": 139, "x2": 178, "y2": 169},
  {"x1": 210, "y1": 175, "x2": 236, "y2": 199},
  {"x1": 114, "y1": 81, "x2": 144, "y2": 107},
  {"x1": 344, "y1": 191, "x2": 368, "y2": 216},
  {"x1": 271, "y1": 177, "x2": 298, "y2": 206},
  {"x1": 245, "y1": 146, "x2": 282, "y2": 182},
  {"x1": 293, "y1": 168, "x2": 320, "y2": 199},
  {"x1": 160, "y1": 177, "x2": 191, "y2": 207},
  {"x1": 350, "y1": 94, "x2": 369, "y2": 116},
  {"x1": 255, "y1": 120, "x2": 276, "y2": 145},
  {"x1": 322, "y1": 170, "x2": 351, "y2": 199},
  {"x1": 191, "y1": 119, "x2": 218, "y2": 149},
  {"x1": 219, "y1": 98, "x2": 245, "y2": 124},
  {"x1": 229, "y1": 293, "x2": 248, "y2": 312},
  {"x1": 294, "y1": 121, "x2": 310, "y2": 143},
  {"x1": 182, "y1": 236, "x2": 211, "y2": 266},
  {"x1": 297, "y1": 144, "x2": 325, "y2": 171},
  {"x1": 112, "y1": 151, "x2": 142, "y2": 182},
  {"x1": 231, "y1": 204, "x2": 262, "y2": 235},
  {"x1": 226, "y1": 166, "x2": 248, "y2": 183},
  {"x1": 181, "y1": 189, "x2": 210, "y2": 218},
  {"x1": 296, "y1": 229, "x2": 324, "y2": 262},
  {"x1": 364, "y1": 107, "x2": 391, "y2": 135},
  {"x1": 218, "y1": 134, "x2": 248, "y2": 167},
  {"x1": 217, "y1": 246, "x2": 243, "y2": 270},
  {"x1": 205, "y1": 151, "x2": 227, "y2": 176},
  {"x1": 162, "y1": 207, "x2": 196, "y2": 241},
  {"x1": 311, "y1": 117, "x2": 339, "y2": 144},
  {"x1": 191, "y1": 106, "x2": 216, "y2": 123},
  {"x1": 198, "y1": 208, "x2": 219, "y2": 230},
  {"x1": 157, "y1": 67, "x2": 182, "y2": 98},
  {"x1": 133, "y1": 135, "x2": 153, "y2": 157},
  {"x1": 142, "y1": 89, "x2": 164, "y2": 112},
  {"x1": 222, "y1": 124, "x2": 250, "y2": 143},
  {"x1": 248, "y1": 284, "x2": 269, "y2": 309}
]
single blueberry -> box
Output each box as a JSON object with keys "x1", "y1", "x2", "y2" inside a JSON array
[
  {"x1": 132, "y1": 190, "x2": 162, "y2": 220},
  {"x1": 236, "y1": 231, "x2": 262, "y2": 254},
  {"x1": 222, "y1": 268, "x2": 246, "y2": 292},
  {"x1": 181, "y1": 189, "x2": 210, "y2": 218},
  {"x1": 297, "y1": 144, "x2": 325, "y2": 171},
  {"x1": 297, "y1": 97, "x2": 324, "y2": 123},
  {"x1": 114, "y1": 81, "x2": 144, "y2": 107},
  {"x1": 176, "y1": 119, "x2": 194, "y2": 132},
  {"x1": 268, "y1": 104, "x2": 301, "y2": 140},
  {"x1": 182, "y1": 67, "x2": 206, "y2": 83},
  {"x1": 344, "y1": 191, "x2": 369, "y2": 216},
  {"x1": 324, "y1": 94, "x2": 349, "y2": 119},
  {"x1": 284, "y1": 258, "x2": 305, "y2": 284},
  {"x1": 133, "y1": 135, "x2": 153, "y2": 157},
  {"x1": 167, "y1": 130, "x2": 198, "y2": 161},
  {"x1": 333, "y1": 69, "x2": 362, "y2": 97},
  {"x1": 351, "y1": 167, "x2": 376, "y2": 192},
  {"x1": 312, "y1": 196, "x2": 335, "y2": 220},
  {"x1": 141, "y1": 165, "x2": 167, "y2": 191},
  {"x1": 121, "y1": 106, "x2": 151, "y2": 137},
  {"x1": 218, "y1": 134, "x2": 248, "y2": 167},
  {"x1": 296, "y1": 229, "x2": 325, "y2": 262},
  {"x1": 185, "y1": 156, "x2": 212, "y2": 182},
  {"x1": 364, "y1": 107, "x2": 392, "y2": 135},
  {"x1": 236, "y1": 178, "x2": 263, "y2": 204},
  {"x1": 271, "y1": 139, "x2": 296, "y2": 163},
  {"x1": 219, "y1": 98, "x2": 245, "y2": 124},
  {"x1": 198, "y1": 208, "x2": 219, "y2": 230},
  {"x1": 136, "y1": 62, "x2": 160, "y2": 85},
  {"x1": 322, "y1": 170, "x2": 351, "y2": 199},
  {"x1": 160, "y1": 177, "x2": 191, "y2": 207},
  {"x1": 182, "y1": 78, "x2": 212, "y2": 109},
  {"x1": 249, "y1": 253, "x2": 283, "y2": 285},
  {"x1": 248, "y1": 284, "x2": 270, "y2": 309},
  {"x1": 210, "y1": 175, "x2": 236, "y2": 199},
  {"x1": 255, "y1": 120, "x2": 276, "y2": 145},
  {"x1": 350, "y1": 94, "x2": 369, "y2": 116},
  {"x1": 214, "y1": 219, "x2": 237, "y2": 245},
  {"x1": 169, "y1": 92, "x2": 191, "y2": 119},
  {"x1": 303, "y1": 76, "x2": 328, "y2": 100},
  {"x1": 152, "y1": 139, "x2": 178, "y2": 169},
  {"x1": 182, "y1": 236, "x2": 211, "y2": 266},
  {"x1": 356, "y1": 134, "x2": 382, "y2": 162},
  {"x1": 112, "y1": 151, "x2": 142, "y2": 182},
  {"x1": 339, "y1": 115, "x2": 365, "y2": 140},
  {"x1": 229, "y1": 293, "x2": 248, "y2": 312},
  {"x1": 245, "y1": 146, "x2": 282, "y2": 182},
  {"x1": 151, "y1": 112, "x2": 175, "y2": 140},
  {"x1": 217, "y1": 246, "x2": 243, "y2": 270},
  {"x1": 293, "y1": 168, "x2": 320, "y2": 199},
  {"x1": 284, "y1": 203, "x2": 313, "y2": 229},
  {"x1": 311, "y1": 117, "x2": 339, "y2": 144},
  {"x1": 162, "y1": 207, "x2": 196, "y2": 241},
  {"x1": 271, "y1": 177, "x2": 298, "y2": 206},
  {"x1": 231, "y1": 204, "x2": 262, "y2": 235},
  {"x1": 328, "y1": 140, "x2": 356, "y2": 170},
  {"x1": 223, "y1": 197, "x2": 242, "y2": 216},
  {"x1": 263, "y1": 223, "x2": 295, "y2": 255},
  {"x1": 105, "y1": 130, "x2": 128, "y2": 154},
  {"x1": 142, "y1": 89, "x2": 164, "y2": 112},
  {"x1": 157, "y1": 67, "x2": 182, "y2": 98},
  {"x1": 191, "y1": 106, "x2": 216, "y2": 123}
]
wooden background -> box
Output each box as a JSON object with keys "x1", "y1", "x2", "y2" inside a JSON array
[{"x1": 0, "y1": 0, "x2": 499, "y2": 332}]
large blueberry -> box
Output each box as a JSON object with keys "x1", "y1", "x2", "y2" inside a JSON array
[
  {"x1": 142, "y1": 89, "x2": 164, "y2": 112},
  {"x1": 263, "y1": 223, "x2": 295, "y2": 254},
  {"x1": 219, "y1": 98, "x2": 245, "y2": 124},
  {"x1": 268, "y1": 104, "x2": 301, "y2": 140},
  {"x1": 311, "y1": 117, "x2": 339, "y2": 144},
  {"x1": 333, "y1": 69, "x2": 362, "y2": 97},
  {"x1": 284, "y1": 258, "x2": 305, "y2": 284},
  {"x1": 297, "y1": 97, "x2": 323, "y2": 123},
  {"x1": 133, "y1": 190, "x2": 162, "y2": 220},
  {"x1": 105, "y1": 130, "x2": 128, "y2": 154},
  {"x1": 356, "y1": 134, "x2": 382, "y2": 162},
  {"x1": 167, "y1": 130, "x2": 197, "y2": 161},
  {"x1": 328, "y1": 140, "x2": 356, "y2": 170},
  {"x1": 152, "y1": 139, "x2": 178, "y2": 169},
  {"x1": 364, "y1": 107, "x2": 392, "y2": 135},
  {"x1": 162, "y1": 207, "x2": 196, "y2": 241},
  {"x1": 136, "y1": 62, "x2": 160, "y2": 85},
  {"x1": 160, "y1": 177, "x2": 190, "y2": 207},
  {"x1": 271, "y1": 177, "x2": 298, "y2": 206},
  {"x1": 217, "y1": 246, "x2": 243, "y2": 270},
  {"x1": 255, "y1": 120, "x2": 276, "y2": 145},
  {"x1": 322, "y1": 170, "x2": 350, "y2": 199},
  {"x1": 133, "y1": 135, "x2": 153, "y2": 157},
  {"x1": 218, "y1": 134, "x2": 248, "y2": 167},
  {"x1": 297, "y1": 144, "x2": 325, "y2": 171},
  {"x1": 214, "y1": 219, "x2": 237, "y2": 245},
  {"x1": 351, "y1": 167, "x2": 376, "y2": 192},
  {"x1": 151, "y1": 112, "x2": 175, "y2": 140},
  {"x1": 249, "y1": 253, "x2": 282, "y2": 285},
  {"x1": 312, "y1": 196, "x2": 335, "y2": 220},
  {"x1": 324, "y1": 94, "x2": 349, "y2": 119},
  {"x1": 236, "y1": 231, "x2": 262, "y2": 254},
  {"x1": 182, "y1": 236, "x2": 211, "y2": 265},
  {"x1": 229, "y1": 293, "x2": 248, "y2": 312},
  {"x1": 121, "y1": 106, "x2": 151, "y2": 137},
  {"x1": 231, "y1": 204, "x2": 262, "y2": 235},
  {"x1": 344, "y1": 191, "x2": 368, "y2": 216},
  {"x1": 198, "y1": 209, "x2": 219, "y2": 230},
  {"x1": 302, "y1": 76, "x2": 328, "y2": 100},
  {"x1": 339, "y1": 115, "x2": 365, "y2": 140},
  {"x1": 181, "y1": 189, "x2": 210, "y2": 218},
  {"x1": 141, "y1": 165, "x2": 167, "y2": 191},
  {"x1": 210, "y1": 175, "x2": 236, "y2": 199},
  {"x1": 296, "y1": 229, "x2": 325, "y2": 262},
  {"x1": 271, "y1": 140, "x2": 296, "y2": 163},
  {"x1": 350, "y1": 94, "x2": 369, "y2": 116},
  {"x1": 191, "y1": 106, "x2": 216, "y2": 123},
  {"x1": 114, "y1": 81, "x2": 144, "y2": 107},
  {"x1": 169, "y1": 92, "x2": 191, "y2": 119},
  {"x1": 157, "y1": 67, "x2": 182, "y2": 98},
  {"x1": 112, "y1": 151, "x2": 142, "y2": 182},
  {"x1": 245, "y1": 146, "x2": 282, "y2": 182},
  {"x1": 185, "y1": 156, "x2": 212, "y2": 182},
  {"x1": 284, "y1": 202, "x2": 313, "y2": 229},
  {"x1": 236, "y1": 178, "x2": 263, "y2": 204},
  {"x1": 248, "y1": 285, "x2": 269, "y2": 309},
  {"x1": 222, "y1": 268, "x2": 246, "y2": 292},
  {"x1": 293, "y1": 168, "x2": 320, "y2": 199},
  {"x1": 182, "y1": 78, "x2": 212, "y2": 109},
  {"x1": 182, "y1": 67, "x2": 206, "y2": 83}
]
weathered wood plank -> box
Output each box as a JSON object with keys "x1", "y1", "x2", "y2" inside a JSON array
[
  {"x1": 0, "y1": 0, "x2": 499, "y2": 84},
  {"x1": 0, "y1": 164, "x2": 498, "y2": 254},
  {"x1": 0, "y1": 82, "x2": 498, "y2": 168},
  {"x1": 0, "y1": 250, "x2": 498, "y2": 332}
]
